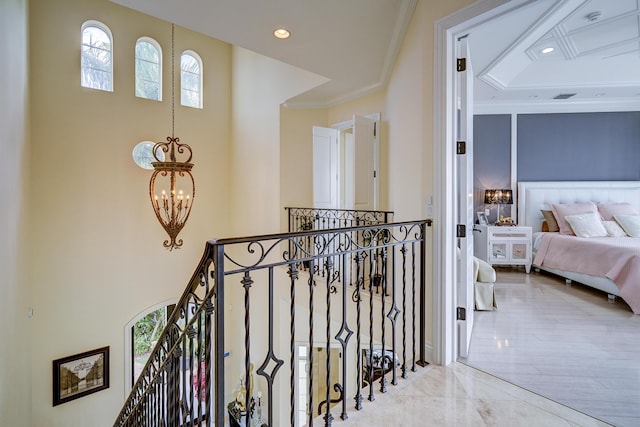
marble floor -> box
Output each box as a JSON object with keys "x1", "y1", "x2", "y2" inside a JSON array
[
  {"x1": 461, "y1": 268, "x2": 640, "y2": 427},
  {"x1": 313, "y1": 362, "x2": 609, "y2": 426}
]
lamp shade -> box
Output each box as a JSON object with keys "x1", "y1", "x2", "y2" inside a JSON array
[{"x1": 484, "y1": 189, "x2": 513, "y2": 205}]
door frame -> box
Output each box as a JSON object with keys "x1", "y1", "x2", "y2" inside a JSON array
[{"x1": 433, "y1": 0, "x2": 534, "y2": 365}]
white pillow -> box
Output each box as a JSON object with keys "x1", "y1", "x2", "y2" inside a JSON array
[
  {"x1": 564, "y1": 212, "x2": 607, "y2": 238},
  {"x1": 602, "y1": 220, "x2": 627, "y2": 237},
  {"x1": 614, "y1": 215, "x2": 640, "y2": 237}
]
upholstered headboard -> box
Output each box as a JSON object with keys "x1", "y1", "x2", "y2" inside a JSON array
[{"x1": 517, "y1": 181, "x2": 640, "y2": 232}]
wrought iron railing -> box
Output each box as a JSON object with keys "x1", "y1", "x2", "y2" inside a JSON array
[
  {"x1": 285, "y1": 207, "x2": 394, "y2": 285},
  {"x1": 285, "y1": 207, "x2": 393, "y2": 233},
  {"x1": 114, "y1": 219, "x2": 430, "y2": 427}
]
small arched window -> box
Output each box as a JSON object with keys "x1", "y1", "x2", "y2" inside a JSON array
[
  {"x1": 81, "y1": 21, "x2": 113, "y2": 91},
  {"x1": 180, "y1": 51, "x2": 203, "y2": 108},
  {"x1": 135, "y1": 37, "x2": 162, "y2": 101}
]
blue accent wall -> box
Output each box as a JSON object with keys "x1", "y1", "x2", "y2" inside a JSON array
[
  {"x1": 474, "y1": 111, "x2": 640, "y2": 222},
  {"x1": 473, "y1": 114, "x2": 511, "y2": 222},
  {"x1": 517, "y1": 112, "x2": 640, "y2": 181}
]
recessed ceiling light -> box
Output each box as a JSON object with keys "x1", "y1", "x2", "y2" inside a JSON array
[
  {"x1": 541, "y1": 47, "x2": 554, "y2": 54},
  {"x1": 273, "y1": 28, "x2": 290, "y2": 39}
]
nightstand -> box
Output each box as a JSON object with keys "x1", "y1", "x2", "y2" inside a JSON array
[{"x1": 474, "y1": 224, "x2": 532, "y2": 273}]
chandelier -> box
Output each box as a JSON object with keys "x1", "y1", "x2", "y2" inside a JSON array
[{"x1": 149, "y1": 24, "x2": 195, "y2": 250}]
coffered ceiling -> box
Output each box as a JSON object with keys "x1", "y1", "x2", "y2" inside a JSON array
[{"x1": 470, "y1": 0, "x2": 640, "y2": 111}]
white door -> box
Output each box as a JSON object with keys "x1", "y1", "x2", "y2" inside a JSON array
[
  {"x1": 313, "y1": 126, "x2": 340, "y2": 209},
  {"x1": 456, "y1": 36, "x2": 475, "y2": 358},
  {"x1": 352, "y1": 115, "x2": 378, "y2": 211}
]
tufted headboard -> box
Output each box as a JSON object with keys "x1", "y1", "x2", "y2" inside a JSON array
[{"x1": 517, "y1": 181, "x2": 640, "y2": 233}]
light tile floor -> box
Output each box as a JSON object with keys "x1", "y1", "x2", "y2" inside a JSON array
[
  {"x1": 313, "y1": 362, "x2": 610, "y2": 426},
  {"x1": 462, "y1": 268, "x2": 640, "y2": 427}
]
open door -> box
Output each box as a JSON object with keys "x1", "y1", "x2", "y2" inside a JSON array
[
  {"x1": 456, "y1": 36, "x2": 475, "y2": 358},
  {"x1": 313, "y1": 126, "x2": 340, "y2": 209},
  {"x1": 352, "y1": 115, "x2": 378, "y2": 211},
  {"x1": 313, "y1": 115, "x2": 379, "y2": 211}
]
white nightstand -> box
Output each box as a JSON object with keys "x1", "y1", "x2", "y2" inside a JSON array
[{"x1": 474, "y1": 224, "x2": 532, "y2": 273}]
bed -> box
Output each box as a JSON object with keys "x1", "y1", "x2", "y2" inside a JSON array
[{"x1": 517, "y1": 181, "x2": 640, "y2": 314}]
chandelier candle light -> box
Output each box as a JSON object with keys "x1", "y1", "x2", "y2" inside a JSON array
[{"x1": 149, "y1": 24, "x2": 195, "y2": 250}]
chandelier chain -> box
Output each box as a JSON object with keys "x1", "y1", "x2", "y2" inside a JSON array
[{"x1": 171, "y1": 23, "x2": 175, "y2": 138}]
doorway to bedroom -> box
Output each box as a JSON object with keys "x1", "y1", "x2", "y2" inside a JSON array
[{"x1": 441, "y1": 1, "x2": 640, "y2": 426}]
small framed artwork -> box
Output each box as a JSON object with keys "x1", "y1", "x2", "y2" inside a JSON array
[
  {"x1": 477, "y1": 212, "x2": 488, "y2": 225},
  {"x1": 53, "y1": 346, "x2": 109, "y2": 406}
]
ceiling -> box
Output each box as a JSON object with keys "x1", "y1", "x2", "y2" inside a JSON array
[
  {"x1": 469, "y1": 0, "x2": 640, "y2": 111},
  {"x1": 111, "y1": 0, "x2": 640, "y2": 110},
  {"x1": 109, "y1": 0, "x2": 417, "y2": 109}
]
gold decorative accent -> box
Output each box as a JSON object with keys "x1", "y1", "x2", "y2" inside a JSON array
[
  {"x1": 149, "y1": 136, "x2": 195, "y2": 250},
  {"x1": 148, "y1": 23, "x2": 195, "y2": 250}
]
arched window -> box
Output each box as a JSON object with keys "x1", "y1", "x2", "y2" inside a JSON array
[
  {"x1": 124, "y1": 301, "x2": 176, "y2": 390},
  {"x1": 135, "y1": 37, "x2": 162, "y2": 101},
  {"x1": 180, "y1": 51, "x2": 203, "y2": 108},
  {"x1": 81, "y1": 21, "x2": 113, "y2": 91}
]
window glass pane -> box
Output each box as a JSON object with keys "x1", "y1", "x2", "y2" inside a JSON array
[
  {"x1": 180, "y1": 52, "x2": 202, "y2": 108},
  {"x1": 181, "y1": 89, "x2": 200, "y2": 108},
  {"x1": 81, "y1": 24, "x2": 112, "y2": 91},
  {"x1": 132, "y1": 307, "x2": 168, "y2": 384},
  {"x1": 135, "y1": 39, "x2": 161, "y2": 101},
  {"x1": 136, "y1": 41, "x2": 159, "y2": 63}
]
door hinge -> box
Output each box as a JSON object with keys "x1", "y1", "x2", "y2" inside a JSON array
[
  {"x1": 457, "y1": 58, "x2": 466, "y2": 72},
  {"x1": 456, "y1": 224, "x2": 466, "y2": 238},
  {"x1": 373, "y1": 121, "x2": 377, "y2": 137},
  {"x1": 373, "y1": 170, "x2": 377, "y2": 178},
  {"x1": 457, "y1": 307, "x2": 466, "y2": 321},
  {"x1": 456, "y1": 141, "x2": 466, "y2": 154}
]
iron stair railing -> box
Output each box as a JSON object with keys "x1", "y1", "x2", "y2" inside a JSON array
[{"x1": 114, "y1": 218, "x2": 431, "y2": 427}]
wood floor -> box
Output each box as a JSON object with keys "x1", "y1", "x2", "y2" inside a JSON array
[{"x1": 462, "y1": 268, "x2": 640, "y2": 427}]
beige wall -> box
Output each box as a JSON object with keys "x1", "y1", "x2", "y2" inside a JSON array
[
  {"x1": 230, "y1": 47, "x2": 327, "y2": 236},
  {"x1": 0, "y1": 0, "x2": 31, "y2": 425},
  {"x1": 28, "y1": 0, "x2": 231, "y2": 425}
]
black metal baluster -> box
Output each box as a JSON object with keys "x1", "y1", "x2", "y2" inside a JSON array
[
  {"x1": 353, "y1": 251, "x2": 363, "y2": 411},
  {"x1": 289, "y1": 263, "x2": 298, "y2": 427},
  {"x1": 214, "y1": 243, "x2": 226, "y2": 427},
  {"x1": 418, "y1": 225, "x2": 428, "y2": 367},
  {"x1": 324, "y1": 257, "x2": 334, "y2": 427},
  {"x1": 367, "y1": 247, "x2": 375, "y2": 402},
  {"x1": 257, "y1": 268, "x2": 284, "y2": 427},
  {"x1": 387, "y1": 244, "x2": 400, "y2": 386},
  {"x1": 379, "y1": 246, "x2": 388, "y2": 393},
  {"x1": 411, "y1": 241, "x2": 417, "y2": 372},
  {"x1": 402, "y1": 244, "x2": 408, "y2": 379},
  {"x1": 335, "y1": 250, "x2": 353, "y2": 421},
  {"x1": 307, "y1": 259, "x2": 315, "y2": 427},
  {"x1": 241, "y1": 272, "x2": 253, "y2": 427}
]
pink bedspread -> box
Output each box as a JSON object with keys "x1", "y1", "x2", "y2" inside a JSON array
[{"x1": 534, "y1": 234, "x2": 640, "y2": 314}]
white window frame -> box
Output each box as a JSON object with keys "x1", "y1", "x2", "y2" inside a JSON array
[
  {"x1": 80, "y1": 20, "x2": 113, "y2": 92},
  {"x1": 180, "y1": 50, "x2": 203, "y2": 109}
]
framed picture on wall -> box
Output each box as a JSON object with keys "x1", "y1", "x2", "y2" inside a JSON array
[
  {"x1": 477, "y1": 212, "x2": 488, "y2": 225},
  {"x1": 53, "y1": 346, "x2": 109, "y2": 406}
]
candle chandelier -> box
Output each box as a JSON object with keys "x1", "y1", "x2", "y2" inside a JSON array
[{"x1": 149, "y1": 24, "x2": 195, "y2": 250}]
